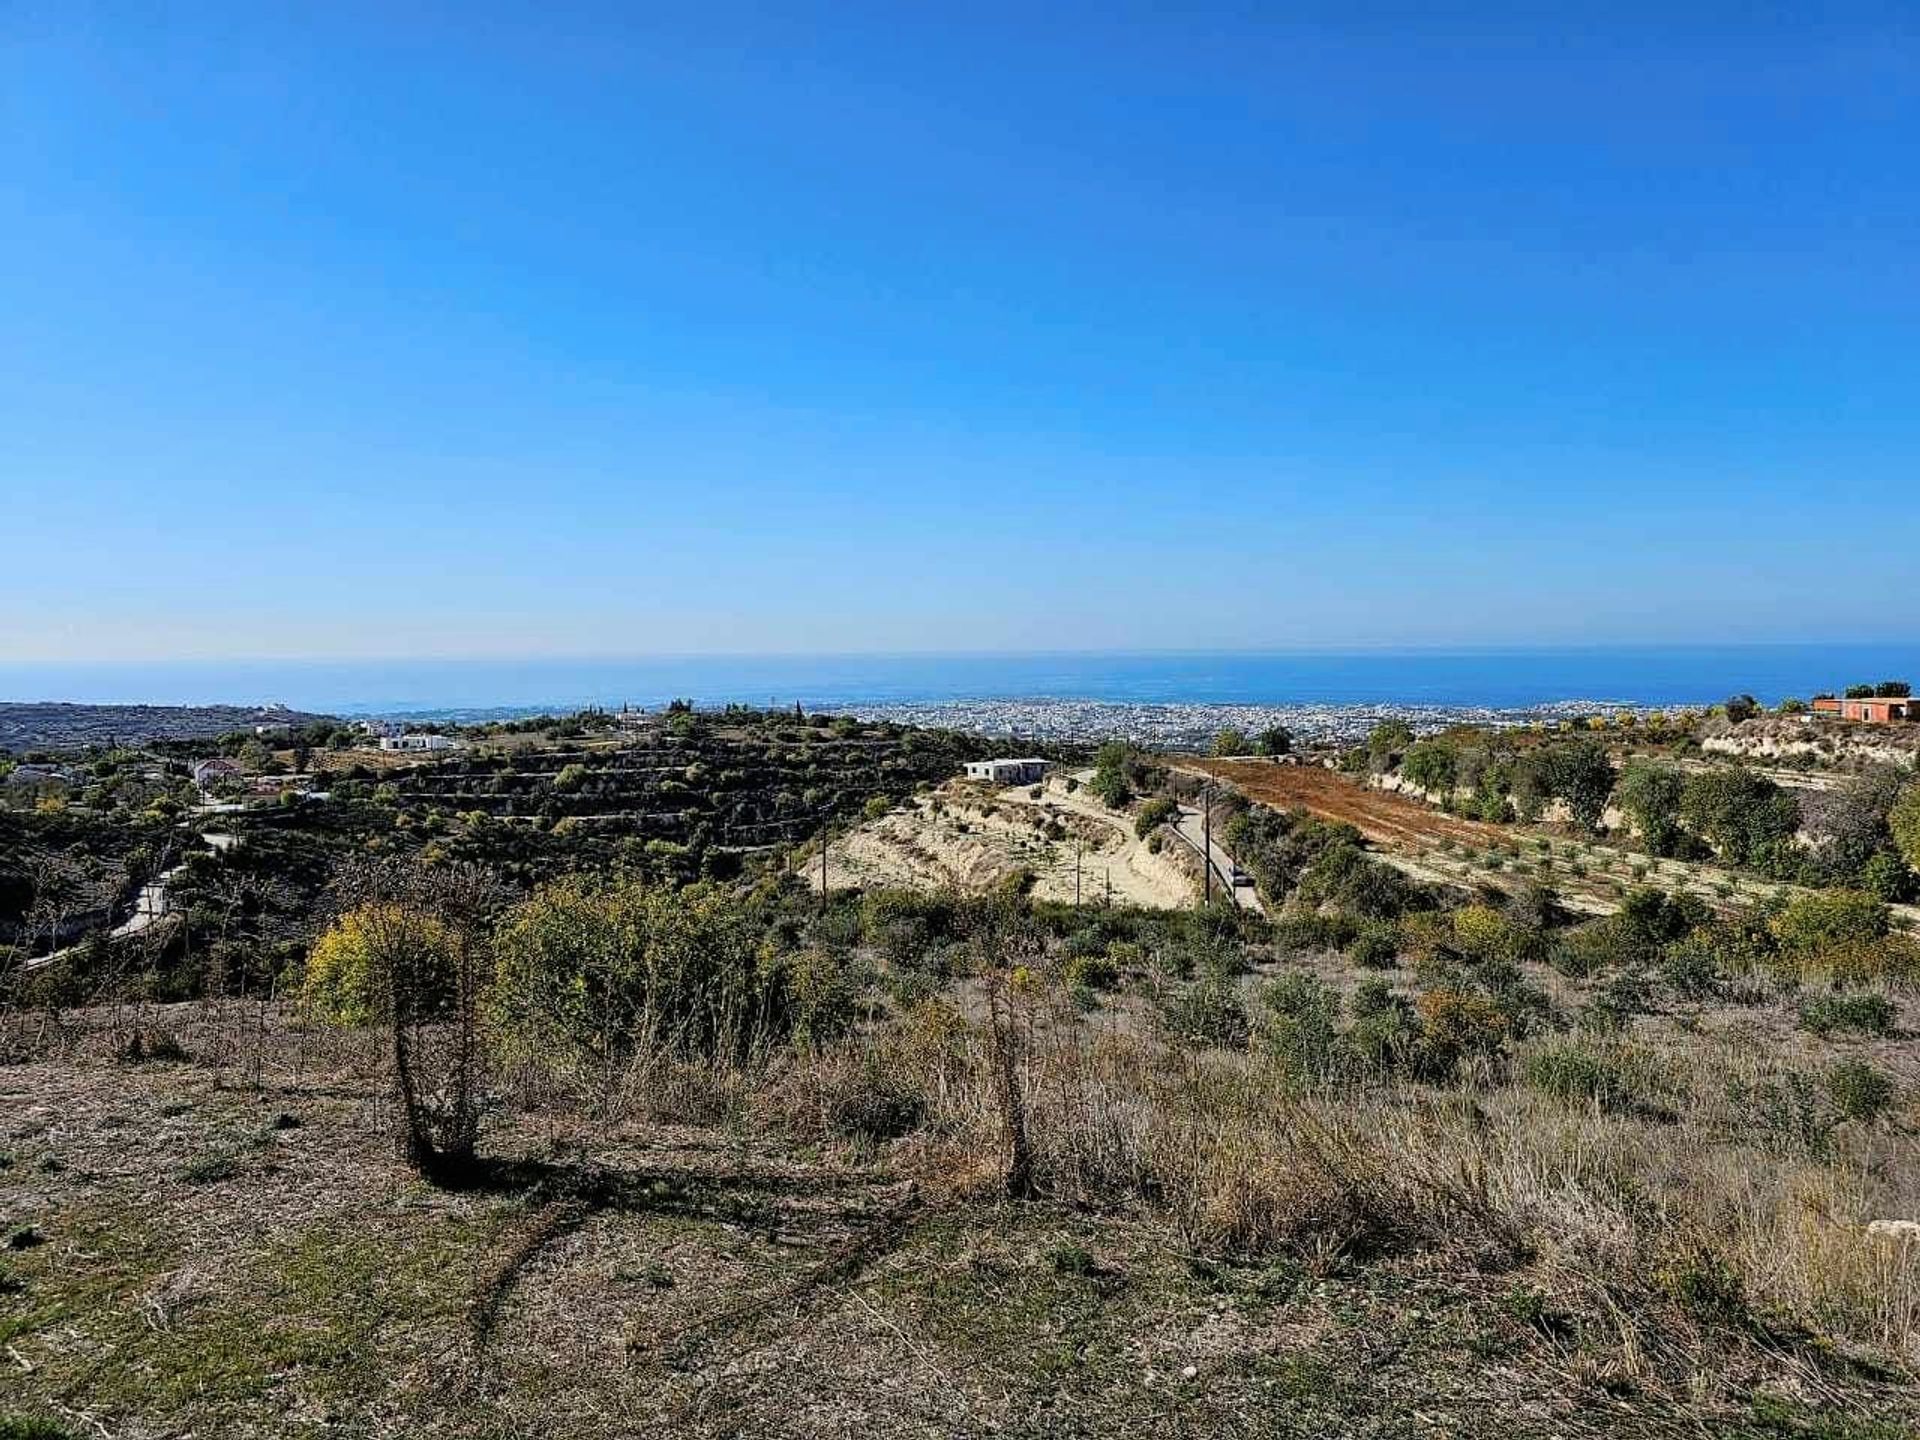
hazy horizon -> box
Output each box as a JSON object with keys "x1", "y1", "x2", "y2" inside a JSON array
[{"x1": 5, "y1": 642, "x2": 1915, "y2": 715}]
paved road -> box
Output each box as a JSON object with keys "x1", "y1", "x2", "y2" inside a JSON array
[
  {"x1": 1172, "y1": 804, "x2": 1263, "y2": 913},
  {"x1": 23, "y1": 830, "x2": 239, "y2": 970}
]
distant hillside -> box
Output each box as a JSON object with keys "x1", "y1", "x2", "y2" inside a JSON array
[{"x1": 0, "y1": 701, "x2": 334, "y2": 753}]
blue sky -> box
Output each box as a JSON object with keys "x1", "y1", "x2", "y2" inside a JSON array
[{"x1": 3, "y1": 3, "x2": 1916, "y2": 660}]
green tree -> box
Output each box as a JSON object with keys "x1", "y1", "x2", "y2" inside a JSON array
[
  {"x1": 1211, "y1": 728, "x2": 1249, "y2": 757},
  {"x1": 1859, "y1": 849, "x2": 1915, "y2": 904},
  {"x1": 1254, "y1": 725, "x2": 1293, "y2": 756},
  {"x1": 1400, "y1": 741, "x2": 1457, "y2": 796},
  {"x1": 1616, "y1": 759, "x2": 1687, "y2": 856},
  {"x1": 1680, "y1": 768, "x2": 1800, "y2": 867},
  {"x1": 1134, "y1": 796, "x2": 1177, "y2": 838},
  {"x1": 302, "y1": 904, "x2": 459, "y2": 1027},
  {"x1": 1874, "y1": 680, "x2": 1911, "y2": 698},
  {"x1": 1541, "y1": 741, "x2": 1617, "y2": 831},
  {"x1": 1089, "y1": 742, "x2": 1135, "y2": 808},
  {"x1": 1367, "y1": 719, "x2": 1414, "y2": 761},
  {"x1": 1722, "y1": 694, "x2": 1760, "y2": 724}
]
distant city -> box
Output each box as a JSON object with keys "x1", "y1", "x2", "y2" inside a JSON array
[{"x1": 846, "y1": 697, "x2": 1641, "y2": 748}]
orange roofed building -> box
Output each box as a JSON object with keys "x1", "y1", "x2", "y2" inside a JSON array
[{"x1": 1812, "y1": 696, "x2": 1913, "y2": 724}]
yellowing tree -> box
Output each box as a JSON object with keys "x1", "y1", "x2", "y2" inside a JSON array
[{"x1": 302, "y1": 905, "x2": 455, "y2": 1026}]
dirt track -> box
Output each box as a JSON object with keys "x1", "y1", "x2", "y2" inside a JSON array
[{"x1": 1188, "y1": 759, "x2": 1508, "y2": 852}]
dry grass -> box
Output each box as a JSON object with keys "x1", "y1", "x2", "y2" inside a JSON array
[{"x1": 0, "y1": 996, "x2": 1915, "y2": 1437}]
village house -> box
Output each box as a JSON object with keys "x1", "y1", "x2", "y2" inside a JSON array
[
  {"x1": 192, "y1": 757, "x2": 243, "y2": 789},
  {"x1": 964, "y1": 757, "x2": 1051, "y2": 785},
  {"x1": 1812, "y1": 696, "x2": 1913, "y2": 724},
  {"x1": 378, "y1": 732, "x2": 454, "y2": 753}
]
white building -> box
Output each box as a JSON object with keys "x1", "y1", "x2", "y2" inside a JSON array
[
  {"x1": 964, "y1": 757, "x2": 1050, "y2": 786},
  {"x1": 379, "y1": 733, "x2": 453, "y2": 753}
]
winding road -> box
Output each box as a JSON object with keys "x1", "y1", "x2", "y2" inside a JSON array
[{"x1": 1170, "y1": 803, "x2": 1263, "y2": 913}]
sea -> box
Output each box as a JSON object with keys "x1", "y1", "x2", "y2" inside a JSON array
[{"x1": 0, "y1": 644, "x2": 1913, "y2": 719}]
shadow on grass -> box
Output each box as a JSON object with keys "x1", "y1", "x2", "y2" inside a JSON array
[{"x1": 449, "y1": 1150, "x2": 924, "y2": 1388}]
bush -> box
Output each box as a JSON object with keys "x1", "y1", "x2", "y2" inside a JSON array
[
  {"x1": 1681, "y1": 769, "x2": 1800, "y2": 867},
  {"x1": 1859, "y1": 850, "x2": 1915, "y2": 904},
  {"x1": 1062, "y1": 951, "x2": 1119, "y2": 991},
  {"x1": 1890, "y1": 782, "x2": 1920, "y2": 873},
  {"x1": 0, "y1": 1419, "x2": 81, "y2": 1440},
  {"x1": 1255, "y1": 972, "x2": 1343, "y2": 1083},
  {"x1": 1134, "y1": 797, "x2": 1177, "y2": 839},
  {"x1": 1269, "y1": 908, "x2": 1357, "y2": 955},
  {"x1": 1162, "y1": 977, "x2": 1250, "y2": 1050},
  {"x1": 1771, "y1": 890, "x2": 1890, "y2": 955},
  {"x1": 1658, "y1": 937, "x2": 1722, "y2": 1000},
  {"x1": 1828, "y1": 1058, "x2": 1896, "y2": 1124},
  {"x1": 1400, "y1": 741, "x2": 1457, "y2": 796},
  {"x1": 1798, "y1": 992, "x2": 1898, "y2": 1038},
  {"x1": 1346, "y1": 978, "x2": 1418, "y2": 1073},
  {"x1": 492, "y1": 876, "x2": 806, "y2": 1081},
  {"x1": 1413, "y1": 986, "x2": 1511, "y2": 1079},
  {"x1": 301, "y1": 905, "x2": 456, "y2": 1027},
  {"x1": 1344, "y1": 922, "x2": 1399, "y2": 970},
  {"x1": 1211, "y1": 728, "x2": 1249, "y2": 757}
]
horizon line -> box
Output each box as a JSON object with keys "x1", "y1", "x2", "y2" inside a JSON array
[{"x1": 4, "y1": 638, "x2": 1918, "y2": 669}]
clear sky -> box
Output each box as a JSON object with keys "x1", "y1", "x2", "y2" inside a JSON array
[{"x1": 4, "y1": 3, "x2": 1916, "y2": 661}]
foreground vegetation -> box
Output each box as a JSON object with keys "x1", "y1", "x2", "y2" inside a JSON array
[{"x1": 4, "y1": 706, "x2": 1919, "y2": 1436}]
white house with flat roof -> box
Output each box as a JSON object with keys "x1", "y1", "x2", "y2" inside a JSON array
[
  {"x1": 379, "y1": 733, "x2": 453, "y2": 753},
  {"x1": 965, "y1": 757, "x2": 1050, "y2": 786}
]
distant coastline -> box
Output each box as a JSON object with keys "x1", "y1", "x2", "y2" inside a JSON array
[{"x1": 0, "y1": 643, "x2": 1914, "y2": 720}]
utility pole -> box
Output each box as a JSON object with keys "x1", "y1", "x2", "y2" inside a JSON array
[
  {"x1": 818, "y1": 832, "x2": 828, "y2": 913},
  {"x1": 1075, "y1": 839, "x2": 1083, "y2": 908}
]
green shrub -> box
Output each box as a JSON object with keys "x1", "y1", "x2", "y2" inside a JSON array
[
  {"x1": 1270, "y1": 908, "x2": 1357, "y2": 954},
  {"x1": 0, "y1": 1419, "x2": 81, "y2": 1440},
  {"x1": 1062, "y1": 951, "x2": 1119, "y2": 991},
  {"x1": 1771, "y1": 889, "x2": 1890, "y2": 955},
  {"x1": 492, "y1": 877, "x2": 808, "y2": 1078},
  {"x1": 1828, "y1": 1059, "x2": 1896, "y2": 1124},
  {"x1": 1798, "y1": 992, "x2": 1898, "y2": 1037},
  {"x1": 1658, "y1": 937, "x2": 1722, "y2": 1000},
  {"x1": 1162, "y1": 978, "x2": 1250, "y2": 1050},
  {"x1": 1134, "y1": 797, "x2": 1177, "y2": 839},
  {"x1": 1346, "y1": 978, "x2": 1418, "y2": 1074},
  {"x1": 1255, "y1": 971, "x2": 1343, "y2": 1082},
  {"x1": 1344, "y1": 922, "x2": 1399, "y2": 970}
]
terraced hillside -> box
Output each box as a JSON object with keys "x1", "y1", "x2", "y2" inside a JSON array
[
  {"x1": 392, "y1": 716, "x2": 985, "y2": 846},
  {"x1": 5, "y1": 712, "x2": 995, "y2": 1005}
]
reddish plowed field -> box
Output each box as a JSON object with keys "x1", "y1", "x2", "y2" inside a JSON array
[{"x1": 1188, "y1": 759, "x2": 1509, "y2": 853}]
